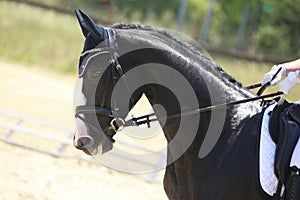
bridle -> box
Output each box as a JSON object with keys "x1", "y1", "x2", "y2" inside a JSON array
[
  {"x1": 75, "y1": 28, "x2": 126, "y2": 142},
  {"x1": 75, "y1": 28, "x2": 284, "y2": 142}
]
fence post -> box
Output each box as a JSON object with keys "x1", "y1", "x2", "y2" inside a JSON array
[
  {"x1": 199, "y1": 0, "x2": 217, "y2": 43},
  {"x1": 235, "y1": 3, "x2": 250, "y2": 50},
  {"x1": 176, "y1": 0, "x2": 188, "y2": 31}
]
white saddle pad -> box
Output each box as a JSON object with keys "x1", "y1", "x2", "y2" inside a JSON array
[
  {"x1": 259, "y1": 103, "x2": 278, "y2": 196},
  {"x1": 259, "y1": 101, "x2": 300, "y2": 196}
]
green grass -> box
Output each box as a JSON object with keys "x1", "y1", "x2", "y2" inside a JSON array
[
  {"x1": 0, "y1": 1, "x2": 83, "y2": 74},
  {"x1": 213, "y1": 54, "x2": 270, "y2": 86},
  {"x1": 0, "y1": 1, "x2": 298, "y2": 102}
]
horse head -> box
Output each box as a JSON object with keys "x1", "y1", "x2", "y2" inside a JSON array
[
  {"x1": 73, "y1": 10, "x2": 120, "y2": 155},
  {"x1": 73, "y1": 10, "x2": 158, "y2": 155}
]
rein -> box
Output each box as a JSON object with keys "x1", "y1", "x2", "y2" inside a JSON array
[
  {"x1": 125, "y1": 68, "x2": 285, "y2": 127},
  {"x1": 124, "y1": 91, "x2": 283, "y2": 127}
]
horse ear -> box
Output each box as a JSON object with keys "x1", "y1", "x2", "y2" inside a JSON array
[
  {"x1": 75, "y1": 9, "x2": 89, "y2": 37},
  {"x1": 75, "y1": 9, "x2": 105, "y2": 44}
]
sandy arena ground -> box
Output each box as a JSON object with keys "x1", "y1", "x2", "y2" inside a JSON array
[{"x1": 0, "y1": 61, "x2": 168, "y2": 200}]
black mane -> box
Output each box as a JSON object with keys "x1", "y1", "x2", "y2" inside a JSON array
[{"x1": 112, "y1": 23, "x2": 243, "y2": 88}]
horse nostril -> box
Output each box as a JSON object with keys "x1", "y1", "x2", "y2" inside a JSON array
[{"x1": 76, "y1": 137, "x2": 94, "y2": 149}]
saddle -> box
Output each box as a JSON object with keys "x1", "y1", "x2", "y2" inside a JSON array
[{"x1": 268, "y1": 100, "x2": 300, "y2": 186}]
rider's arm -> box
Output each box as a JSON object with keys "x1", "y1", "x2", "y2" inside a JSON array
[
  {"x1": 278, "y1": 59, "x2": 300, "y2": 94},
  {"x1": 279, "y1": 70, "x2": 300, "y2": 94},
  {"x1": 279, "y1": 59, "x2": 300, "y2": 77}
]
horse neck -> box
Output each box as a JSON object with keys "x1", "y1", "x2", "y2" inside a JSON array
[
  {"x1": 117, "y1": 28, "x2": 261, "y2": 148},
  {"x1": 116, "y1": 28, "x2": 263, "y2": 199},
  {"x1": 151, "y1": 62, "x2": 261, "y2": 138},
  {"x1": 144, "y1": 50, "x2": 262, "y2": 157}
]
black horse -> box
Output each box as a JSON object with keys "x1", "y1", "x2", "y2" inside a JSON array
[{"x1": 73, "y1": 10, "x2": 274, "y2": 200}]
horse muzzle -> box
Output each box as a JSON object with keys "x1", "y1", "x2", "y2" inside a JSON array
[
  {"x1": 73, "y1": 131, "x2": 114, "y2": 155},
  {"x1": 73, "y1": 118, "x2": 114, "y2": 155}
]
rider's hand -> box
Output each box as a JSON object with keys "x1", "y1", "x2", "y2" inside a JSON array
[
  {"x1": 261, "y1": 65, "x2": 286, "y2": 86},
  {"x1": 279, "y1": 70, "x2": 300, "y2": 94}
]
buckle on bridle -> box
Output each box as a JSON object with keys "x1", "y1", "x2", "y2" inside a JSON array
[{"x1": 110, "y1": 118, "x2": 125, "y2": 131}]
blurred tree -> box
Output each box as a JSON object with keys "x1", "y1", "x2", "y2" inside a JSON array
[
  {"x1": 95, "y1": 0, "x2": 300, "y2": 58},
  {"x1": 255, "y1": 0, "x2": 300, "y2": 57},
  {"x1": 111, "y1": 0, "x2": 181, "y2": 22},
  {"x1": 213, "y1": 0, "x2": 261, "y2": 48},
  {"x1": 218, "y1": 0, "x2": 260, "y2": 28}
]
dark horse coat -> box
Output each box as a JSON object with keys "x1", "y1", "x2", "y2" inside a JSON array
[{"x1": 73, "y1": 10, "x2": 274, "y2": 200}]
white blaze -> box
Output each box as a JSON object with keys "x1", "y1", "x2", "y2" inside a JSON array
[{"x1": 73, "y1": 78, "x2": 92, "y2": 146}]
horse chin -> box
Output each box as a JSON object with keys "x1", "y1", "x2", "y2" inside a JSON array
[{"x1": 82, "y1": 146, "x2": 99, "y2": 155}]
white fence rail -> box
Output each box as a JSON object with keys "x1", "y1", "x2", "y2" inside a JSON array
[{"x1": 0, "y1": 109, "x2": 165, "y2": 183}]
